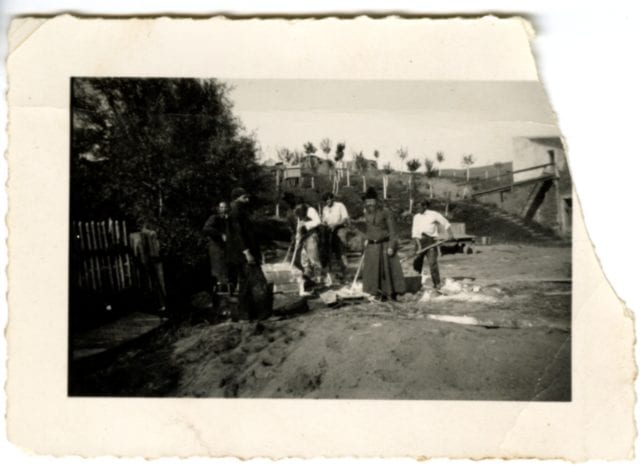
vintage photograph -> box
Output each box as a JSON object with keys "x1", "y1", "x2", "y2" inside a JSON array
[{"x1": 68, "y1": 77, "x2": 571, "y2": 400}]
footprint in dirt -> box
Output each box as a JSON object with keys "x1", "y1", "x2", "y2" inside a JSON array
[
  {"x1": 374, "y1": 368, "x2": 402, "y2": 383},
  {"x1": 325, "y1": 334, "x2": 342, "y2": 352},
  {"x1": 391, "y1": 340, "x2": 422, "y2": 368},
  {"x1": 284, "y1": 358, "x2": 328, "y2": 396}
]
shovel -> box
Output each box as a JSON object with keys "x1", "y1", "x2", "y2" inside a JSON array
[
  {"x1": 283, "y1": 242, "x2": 293, "y2": 263},
  {"x1": 402, "y1": 240, "x2": 445, "y2": 262},
  {"x1": 351, "y1": 253, "x2": 365, "y2": 291},
  {"x1": 290, "y1": 239, "x2": 301, "y2": 269}
]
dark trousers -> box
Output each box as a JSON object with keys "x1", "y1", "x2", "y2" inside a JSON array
[
  {"x1": 412, "y1": 235, "x2": 441, "y2": 288},
  {"x1": 329, "y1": 227, "x2": 348, "y2": 276},
  {"x1": 232, "y1": 263, "x2": 272, "y2": 322}
]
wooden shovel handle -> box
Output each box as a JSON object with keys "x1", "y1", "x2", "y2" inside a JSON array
[{"x1": 351, "y1": 254, "x2": 365, "y2": 289}]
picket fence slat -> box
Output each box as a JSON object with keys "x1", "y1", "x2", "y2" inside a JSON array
[{"x1": 71, "y1": 220, "x2": 166, "y2": 304}]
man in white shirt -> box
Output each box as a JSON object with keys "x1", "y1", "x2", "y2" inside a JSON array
[
  {"x1": 411, "y1": 199, "x2": 455, "y2": 290},
  {"x1": 321, "y1": 192, "x2": 350, "y2": 281},
  {"x1": 294, "y1": 202, "x2": 323, "y2": 290}
]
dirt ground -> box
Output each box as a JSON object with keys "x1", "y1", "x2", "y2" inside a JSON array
[{"x1": 70, "y1": 243, "x2": 571, "y2": 401}]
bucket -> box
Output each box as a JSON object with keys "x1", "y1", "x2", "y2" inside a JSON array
[{"x1": 405, "y1": 275, "x2": 422, "y2": 294}]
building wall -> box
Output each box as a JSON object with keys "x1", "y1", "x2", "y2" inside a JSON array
[
  {"x1": 474, "y1": 137, "x2": 572, "y2": 237},
  {"x1": 475, "y1": 184, "x2": 532, "y2": 217},
  {"x1": 512, "y1": 137, "x2": 567, "y2": 182}
]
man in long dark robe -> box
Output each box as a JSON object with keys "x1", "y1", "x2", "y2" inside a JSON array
[{"x1": 359, "y1": 187, "x2": 406, "y2": 300}]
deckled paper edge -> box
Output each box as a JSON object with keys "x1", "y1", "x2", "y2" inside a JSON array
[{"x1": 7, "y1": 13, "x2": 637, "y2": 458}]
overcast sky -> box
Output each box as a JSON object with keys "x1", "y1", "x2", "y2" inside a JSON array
[{"x1": 227, "y1": 80, "x2": 561, "y2": 170}]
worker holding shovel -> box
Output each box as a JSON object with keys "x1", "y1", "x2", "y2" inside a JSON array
[
  {"x1": 411, "y1": 199, "x2": 455, "y2": 291},
  {"x1": 293, "y1": 201, "x2": 324, "y2": 294},
  {"x1": 321, "y1": 191, "x2": 350, "y2": 284}
]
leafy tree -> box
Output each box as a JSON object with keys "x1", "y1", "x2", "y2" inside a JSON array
[
  {"x1": 354, "y1": 151, "x2": 369, "y2": 192},
  {"x1": 397, "y1": 146, "x2": 409, "y2": 166},
  {"x1": 461, "y1": 154, "x2": 476, "y2": 198},
  {"x1": 382, "y1": 162, "x2": 393, "y2": 198},
  {"x1": 354, "y1": 151, "x2": 368, "y2": 173},
  {"x1": 333, "y1": 142, "x2": 346, "y2": 193},
  {"x1": 71, "y1": 78, "x2": 267, "y2": 271},
  {"x1": 277, "y1": 147, "x2": 299, "y2": 165},
  {"x1": 320, "y1": 138, "x2": 332, "y2": 159},
  {"x1": 307, "y1": 152, "x2": 319, "y2": 189},
  {"x1": 462, "y1": 154, "x2": 476, "y2": 181},
  {"x1": 406, "y1": 158, "x2": 421, "y2": 212},
  {"x1": 303, "y1": 141, "x2": 317, "y2": 155},
  {"x1": 424, "y1": 158, "x2": 435, "y2": 177},
  {"x1": 436, "y1": 151, "x2": 445, "y2": 176},
  {"x1": 424, "y1": 157, "x2": 435, "y2": 198},
  {"x1": 406, "y1": 159, "x2": 421, "y2": 173},
  {"x1": 335, "y1": 142, "x2": 346, "y2": 163}
]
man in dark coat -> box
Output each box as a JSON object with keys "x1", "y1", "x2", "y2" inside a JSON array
[
  {"x1": 202, "y1": 201, "x2": 233, "y2": 294},
  {"x1": 227, "y1": 187, "x2": 271, "y2": 321},
  {"x1": 358, "y1": 187, "x2": 406, "y2": 300}
]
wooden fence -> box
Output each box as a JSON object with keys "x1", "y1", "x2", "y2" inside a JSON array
[{"x1": 70, "y1": 220, "x2": 166, "y2": 298}]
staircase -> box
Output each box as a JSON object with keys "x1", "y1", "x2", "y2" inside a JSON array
[
  {"x1": 431, "y1": 199, "x2": 561, "y2": 243},
  {"x1": 522, "y1": 178, "x2": 554, "y2": 221},
  {"x1": 490, "y1": 208, "x2": 560, "y2": 242}
]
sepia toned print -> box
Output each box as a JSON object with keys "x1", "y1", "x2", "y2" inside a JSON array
[
  {"x1": 68, "y1": 77, "x2": 571, "y2": 400},
  {"x1": 6, "y1": 16, "x2": 634, "y2": 459}
]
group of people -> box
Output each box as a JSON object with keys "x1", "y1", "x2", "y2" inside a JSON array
[
  {"x1": 202, "y1": 187, "x2": 270, "y2": 320},
  {"x1": 203, "y1": 185, "x2": 455, "y2": 315},
  {"x1": 281, "y1": 191, "x2": 352, "y2": 292}
]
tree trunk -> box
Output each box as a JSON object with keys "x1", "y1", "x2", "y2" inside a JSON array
[
  {"x1": 346, "y1": 168, "x2": 350, "y2": 187},
  {"x1": 362, "y1": 175, "x2": 366, "y2": 193},
  {"x1": 408, "y1": 174, "x2": 413, "y2": 212},
  {"x1": 275, "y1": 169, "x2": 280, "y2": 218},
  {"x1": 466, "y1": 167, "x2": 470, "y2": 181},
  {"x1": 311, "y1": 176, "x2": 315, "y2": 189}
]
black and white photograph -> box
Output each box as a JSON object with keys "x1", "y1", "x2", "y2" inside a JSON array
[
  {"x1": 68, "y1": 77, "x2": 572, "y2": 400},
  {"x1": 7, "y1": 11, "x2": 638, "y2": 460}
]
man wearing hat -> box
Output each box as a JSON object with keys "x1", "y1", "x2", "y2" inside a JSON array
[
  {"x1": 358, "y1": 187, "x2": 406, "y2": 300},
  {"x1": 226, "y1": 187, "x2": 270, "y2": 320}
]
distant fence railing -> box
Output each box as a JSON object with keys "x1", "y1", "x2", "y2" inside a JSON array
[{"x1": 70, "y1": 220, "x2": 166, "y2": 299}]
